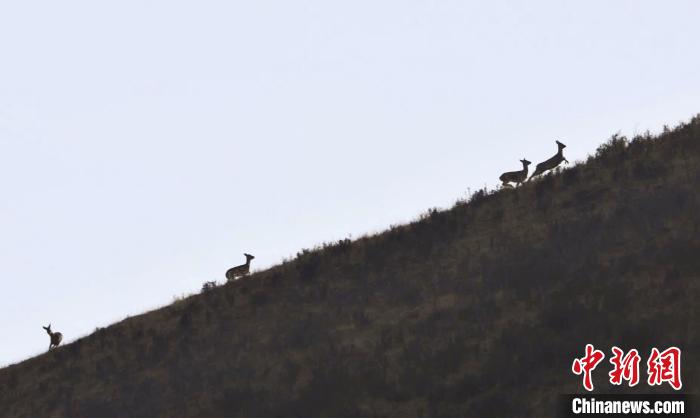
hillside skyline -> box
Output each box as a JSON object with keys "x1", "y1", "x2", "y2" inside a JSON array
[
  {"x1": 1, "y1": 114, "x2": 697, "y2": 368},
  {"x1": 1, "y1": 114, "x2": 693, "y2": 367},
  {"x1": 2, "y1": 117, "x2": 698, "y2": 417}
]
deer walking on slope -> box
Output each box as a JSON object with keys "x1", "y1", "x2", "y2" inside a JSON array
[
  {"x1": 499, "y1": 159, "x2": 531, "y2": 188},
  {"x1": 529, "y1": 140, "x2": 569, "y2": 179},
  {"x1": 43, "y1": 324, "x2": 63, "y2": 352},
  {"x1": 226, "y1": 253, "x2": 255, "y2": 281}
]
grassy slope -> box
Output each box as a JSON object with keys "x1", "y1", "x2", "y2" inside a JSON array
[{"x1": 1, "y1": 118, "x2": 699, "y2": 418}]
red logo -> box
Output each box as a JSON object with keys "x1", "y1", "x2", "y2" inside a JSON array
[{"x1": 572, "y1": 345, "x2": 682, "y2": 391}]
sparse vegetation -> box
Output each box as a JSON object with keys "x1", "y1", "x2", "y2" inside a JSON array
[
  {"x1": 1, "y1": 116, "x2": 699, "y2": 417},
  {"x1": 201, "y1": 281, "x2": 218, "y2": 293}
]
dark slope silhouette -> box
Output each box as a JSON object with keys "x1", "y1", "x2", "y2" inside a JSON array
[{"x1": 1, "y1": 117, "x2": 700, "y2": 417}]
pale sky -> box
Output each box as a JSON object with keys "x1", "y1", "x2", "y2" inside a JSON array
[{"x1": 1, "y1": 0, "x2": 698, "y2": 365}]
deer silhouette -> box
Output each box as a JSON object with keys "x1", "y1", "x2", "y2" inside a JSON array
[
  {"x1": 226, "y1": 253, "x2": 255, "y2": 281},
  {"x1": 43, "y1": 324, "x2": 63, "y2": 352},
  {"x1": 499, "y1": 159, "x2": 531, "y2": 188},
  {"x1": 530, "y1": 140, "x2": 569, "y2": 179}
]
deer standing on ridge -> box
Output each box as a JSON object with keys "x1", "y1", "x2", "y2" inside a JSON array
[
  {"x1": 529, "y1": 140, "x2": 569, "y2": 179},
  {"x1": 499, "y1": 159, "x2": 531, "y2": 188},
  {"x1": 226, "y1": 253, "x2": 255, "y2": 281},
  {"x1": 43, "y1": 324, "x2": 63, "y2": 352}
]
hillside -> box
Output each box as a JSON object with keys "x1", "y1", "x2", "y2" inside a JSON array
[{"x1": 1, "y1": 117, "x2": 699, "y2": 417}]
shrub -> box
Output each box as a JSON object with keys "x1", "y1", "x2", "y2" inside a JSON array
[
  {"x1": 201, "y1": 281, "x2": 218, "y2": 293},
  {"x1": 595, "y1": 133, "x2": 628, "y2": 163}
]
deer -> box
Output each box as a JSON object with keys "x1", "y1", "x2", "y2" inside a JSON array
[
  {"x1": 226, "y1": 253, "x2": 255, "y2": 281},
  {"x1": 499, "y1": 159, "x2": 531, "y2": 188},
  {"x1": 42, "y1": 324, "x2": 63, "y2": 352},
  {"x1": 529, "y1": 140, "x2": 569, "y2": 180}
]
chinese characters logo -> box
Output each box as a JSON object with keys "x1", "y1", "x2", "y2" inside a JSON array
[{"x1": 572, "y1": 345, "x2": 682, "y2": 391}]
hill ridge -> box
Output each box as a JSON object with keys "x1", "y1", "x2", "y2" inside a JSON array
[{"x1": 2, "y1": 116, "x2": 699, "y2": 417}]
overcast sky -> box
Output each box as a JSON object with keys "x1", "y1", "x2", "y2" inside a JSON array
[{"x1": 1, "y1": 0, "x2": 698, "y2": 365}]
